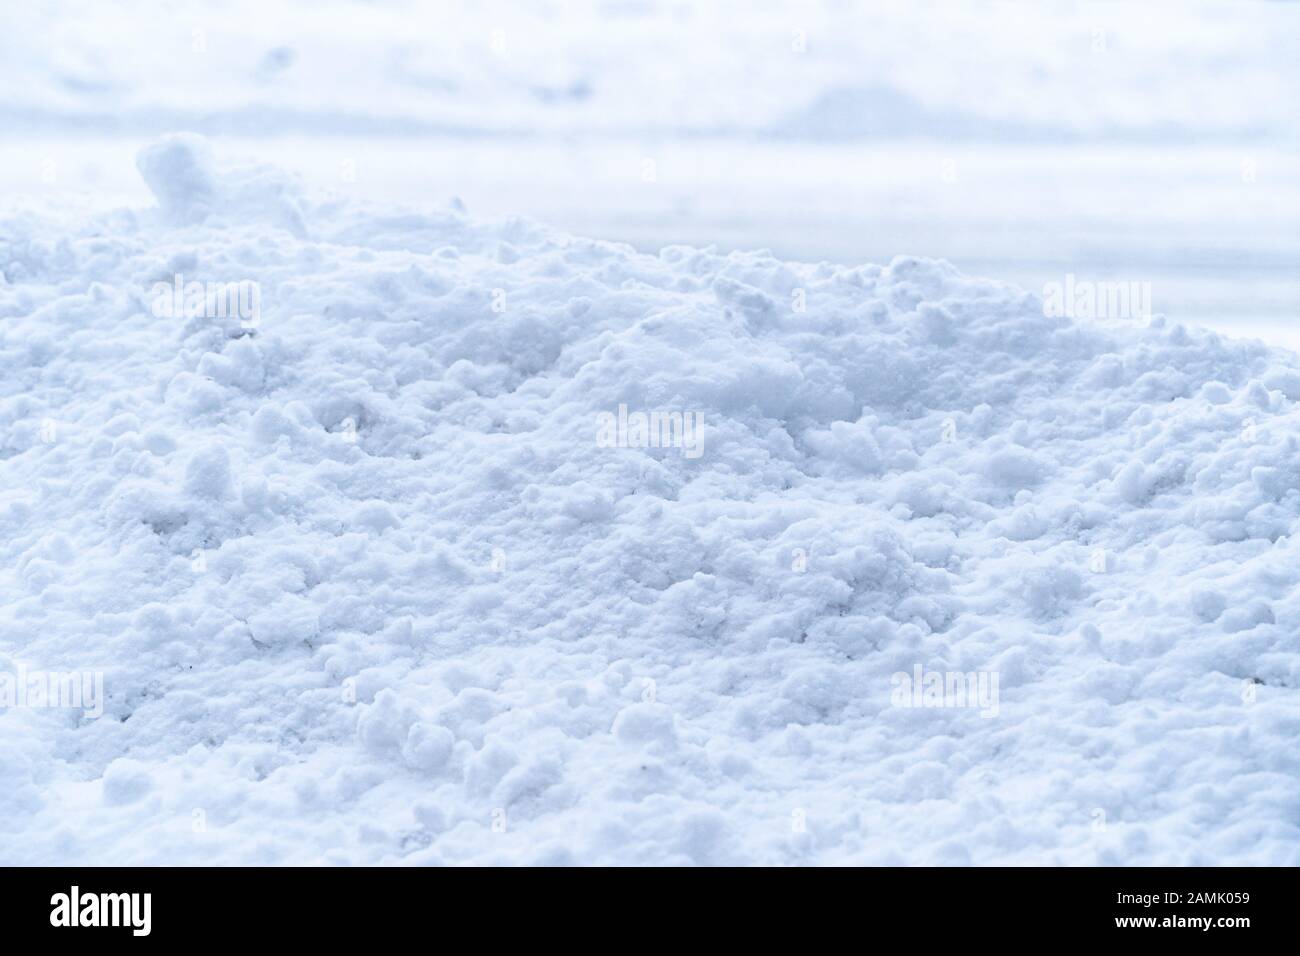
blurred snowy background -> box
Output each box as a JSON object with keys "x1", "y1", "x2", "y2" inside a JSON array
[{"x1": 4, "y1": 0, "x2": 1298, "y2": 343}]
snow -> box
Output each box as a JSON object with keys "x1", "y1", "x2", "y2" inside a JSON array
[
  {"x1": 9, "y1": 1, "x2": 1297, "y2": 141},
  {"x1": 1, "y1": 134, "x2": 1298, "y2": 865},
  {"x1": 7, "y1": 1, "x2": 1300, "y2": 349},
  {"x1": 135, "y1": 134, "x2": 218, "y2": 226}
]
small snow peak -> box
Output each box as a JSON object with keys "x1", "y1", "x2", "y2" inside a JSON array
[{"x1": 135, "y1": 132, "x2": 218, "y2": 224}]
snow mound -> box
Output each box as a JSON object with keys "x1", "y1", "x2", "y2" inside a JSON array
[
  {"x1": 136, "y1": 131, "x2": 308, "y2": 235},
  {"x1": 1, "y1": 137, "x2": 1298, "y2": 865}
]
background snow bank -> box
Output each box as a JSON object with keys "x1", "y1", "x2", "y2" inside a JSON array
[
  {"x1": 8, "y1": 0, "x2": 1297, "y2": 140},
  {"x1": 1, "y1": 137, "x2": 1299, "y2": 864},
  {"x1": 7, "y1": 0, "x2": 1299, "y2": 347}
]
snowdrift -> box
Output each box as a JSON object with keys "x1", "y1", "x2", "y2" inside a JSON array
[{"x1": 1, "y1": 135, "x2": 1298, "y2": 864}]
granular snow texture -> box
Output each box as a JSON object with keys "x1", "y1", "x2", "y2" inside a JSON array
[{"x1": 1, "y1": 136, "x2": 1298, "y2": 865}]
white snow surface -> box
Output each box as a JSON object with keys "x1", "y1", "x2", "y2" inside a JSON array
[{"x1": 2, "y1": 136, "x2": 1299, "y2": 865}]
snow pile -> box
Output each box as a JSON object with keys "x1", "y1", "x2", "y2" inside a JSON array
[{"x1": 2, "y1": 136, "x2": 1298, "y2": 865}]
